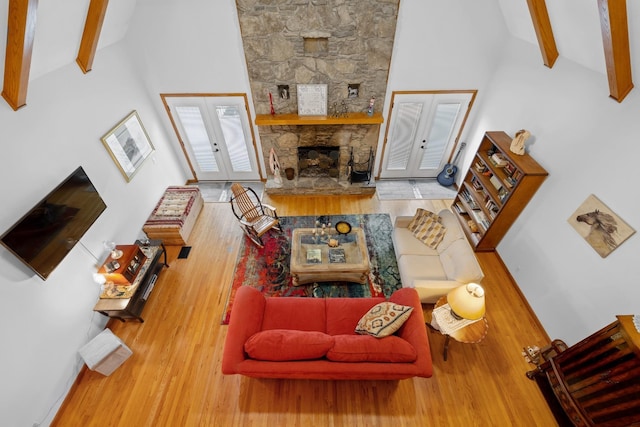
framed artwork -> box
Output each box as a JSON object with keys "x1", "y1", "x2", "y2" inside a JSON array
[
  {"x1": 297, "y1": 84, "x2": 328, "y2": 116},
  {"x1": 101, "y1": 111, "x2": 155, "y2": 182},
  {"x1": 568, "y1": 194, "x2": 635, "y2": 258}
]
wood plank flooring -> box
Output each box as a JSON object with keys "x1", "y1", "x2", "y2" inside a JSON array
[{"x1": 52, "y1": 194, "x2": 558, "y2": 426}]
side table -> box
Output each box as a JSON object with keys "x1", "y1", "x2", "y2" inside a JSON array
[
  {"x1": 93, "y1": 240, "x2": 168, "y2": 322},
  {"x1": 427, "y1": 295, "x2": 489, "y2": 361}
]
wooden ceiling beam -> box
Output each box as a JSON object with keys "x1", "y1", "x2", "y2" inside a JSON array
[
  {"x1": 2, "y1": 0, "x2": 38, "y2": 111},
  {"x1": 598, "y1": 0, "x2": 633, "y2": 102},
  {"x1": 526, "y1": 0, "x2": 559, "y2": 68},
  {"x1": 76, "y1": 0, "x2": 110, "y2": 73}
]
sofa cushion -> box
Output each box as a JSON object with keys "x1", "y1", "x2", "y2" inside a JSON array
[
  {"x1": 435, "y1": 209, "x2": 464, "y2": 253},
  {"x1": 398, "y1": 254, "x2": 447, "y2": 285},
  {"x1": 394, "y1": 228, "x2": 438, "y2": 257},
  {"x1": 355, "y1": 302, "x2": 414, "y2": 338},
  {"x1": 262, "y1": 297, "x2": 327, "y2": 332},
  {"x1": 412, "y1": 217, "x2": 447, "y2": 249},
  {"x1": 326, "y1": 334, "x2": 417, "y2": 362},
  {"x1": 439, "y1": 239, "x2": 484, "y2": 282},
  {"x1": 244, "y1": 329, "x2": 335, "y2": 361},
  {"x1": 325, "y1": 297, "x2": 385, "y2": 335}
]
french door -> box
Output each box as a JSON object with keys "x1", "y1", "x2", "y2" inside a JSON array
[
  {"x1": 162, "y1": 94, "x2": 261, "y2": 181},
  {"x1": 380, "y1": 91, "x2": 476, "y2": 179}
]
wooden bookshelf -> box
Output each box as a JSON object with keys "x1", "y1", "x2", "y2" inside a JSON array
[
  {"x1": 453, "y1": 131, "x2": 548, "y2": 251},
  {"x1": 255, "y1": 112, "x2": 383, "y2": 126}
]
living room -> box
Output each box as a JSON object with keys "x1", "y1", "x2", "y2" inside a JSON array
[{"x1": 1, "y1": 1, "x2": 639, "y2": 425}]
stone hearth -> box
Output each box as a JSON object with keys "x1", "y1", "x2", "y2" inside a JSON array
[{"x1": 265, "y1": 176, "x2": 375, "y2": 196}]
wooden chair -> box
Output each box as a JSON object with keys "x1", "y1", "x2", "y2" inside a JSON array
[{"x1": 229, "y1": 183, "x2": 280, "y2": 248}]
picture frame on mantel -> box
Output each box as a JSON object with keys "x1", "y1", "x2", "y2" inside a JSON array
[
  {"x1": 101, "y1": 111, "x2": 155, "y2": 182},
  {"x1": 297, "y1": 84, "x2": 328, "y2": 116}
]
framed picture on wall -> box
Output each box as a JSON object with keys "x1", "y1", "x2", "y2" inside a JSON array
[
  {"x1": 568, "y1": 194, "x2": 635, "y2": 258},
  {"x1": 297, "y1": 84, "x2": 328, "y2": 116},
  {"x1": 101, "y1": 111, "x2": 155, "y2": 182}
]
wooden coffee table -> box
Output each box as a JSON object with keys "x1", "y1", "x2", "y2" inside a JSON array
[{"x1": 290, "y1": 227, "x2": 370, "y2": 286}]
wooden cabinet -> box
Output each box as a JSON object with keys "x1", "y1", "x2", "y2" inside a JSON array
[
  {"x1": 528, "y1": 316, "x2": 640, "y2": 426},
  {"x1": 452, "y1": 131, "x2": 547, "y2": 251}
]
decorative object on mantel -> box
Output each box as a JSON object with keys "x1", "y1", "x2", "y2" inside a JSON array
[
  {"x1": 568, "y1": 194, "x2": 635, "y2": 258},
  {"x1": 277, "y1": 85, "x2": 290, "y2": 100},
  {"x1": 367, "y1": 96, "x2": 376, "y2": 116},
  {"x1": 101, "y1": 111, "x2": 155, "y2": 182},
  {"x1": 269, "y1": 92, "x2": 275, "y2": 115},
  {"x1": 297, "y1": 84, "x2": 328, "y2": 116},
  {"x1": 269, "y1": 148, "x2": 282, "y2": 186},
  {"x1": 509, "y1": 129, "x2": 530, "y2": 155}
]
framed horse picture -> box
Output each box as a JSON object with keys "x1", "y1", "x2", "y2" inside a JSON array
[{"x1": 568, "y1": 194, "x2": 635, "y2": 258}]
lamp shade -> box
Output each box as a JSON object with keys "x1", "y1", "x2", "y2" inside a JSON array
[{"x1": 447, "y1": 283, "x2": 486, "y2": 320}]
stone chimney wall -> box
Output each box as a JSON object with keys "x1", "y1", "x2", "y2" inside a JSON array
[{"x1": 236, "y1": 0, "x2": 399, "y2": 186}]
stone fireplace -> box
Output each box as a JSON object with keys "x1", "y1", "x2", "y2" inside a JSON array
[{"x1": 235, "y1": 0, "x2": 400, "y2": 194}]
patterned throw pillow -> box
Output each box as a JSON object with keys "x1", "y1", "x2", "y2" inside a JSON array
[
  {"x1": 407, "y1": 208, "x2": 440, "y2": 232},
  {"x1": 412, "y1": 217, "x2": 447, "y2": 249},
  {"x1": 355, "y1": 302, "x2": 414, "y2": 338}
]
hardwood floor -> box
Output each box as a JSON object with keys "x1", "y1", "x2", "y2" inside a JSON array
[{"x1": 53, "y1": 194, "x2": 558, "y2": 426}]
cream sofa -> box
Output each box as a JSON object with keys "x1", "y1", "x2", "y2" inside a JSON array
[{"x1": 392, "y1": 209, "x2": 484, "y2": 303}]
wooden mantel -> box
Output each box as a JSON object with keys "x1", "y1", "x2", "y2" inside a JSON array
[
  {"x1": 255, "y1": 112, "x2": 383, "y2": 126},
  {"x1": 598, "y1": 0, "x2": 634, "y2": 102},
  {"x1": 2, "y1": 0, "x2": 38, "y2": 111}
]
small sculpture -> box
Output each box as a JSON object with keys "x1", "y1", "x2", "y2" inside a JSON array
[
  {"x1": 367, "y1": 96, "x2": 376, "y2": 116},
  {"x1": 328, "y1": 239, "x2": 339, "y2": 247},
  {"x1": 269, "y1": 148, "x2": 283, "y2": 186},
  {"x1": 510, "y1": 129, "x2": 531, "y2": 155}
]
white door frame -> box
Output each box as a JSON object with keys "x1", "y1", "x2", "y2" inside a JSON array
[
  {"x1": 379, "y1": 90, "x2": 476, "y2": 179},
  {"x1": 161, "y1": 93, "x2": 262, "y2": 182}
]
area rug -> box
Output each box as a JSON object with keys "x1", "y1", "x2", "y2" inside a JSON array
[
  {"x1": 376, "y1": 179, "x2": 457, "y2": 200},
  {"x1": 222, "y1": 213, "x2": 402, "y2": 324}
]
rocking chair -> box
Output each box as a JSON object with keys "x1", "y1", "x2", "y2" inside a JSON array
[{"x1": 229, "y1": 183, "x2": 280, "y2": 248}]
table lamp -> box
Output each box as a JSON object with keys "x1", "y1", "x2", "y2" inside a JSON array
[{"x1": 447, "y1": 283, "x2": 485, "y2": 320}]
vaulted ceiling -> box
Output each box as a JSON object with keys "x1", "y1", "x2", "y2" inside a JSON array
[{"x1": 0, "y1": 0, "x2": 637, "y2": 110}]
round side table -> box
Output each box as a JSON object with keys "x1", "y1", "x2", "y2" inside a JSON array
[{"x1": 427, "y1": 295, "x2": 489, "y2": 361}]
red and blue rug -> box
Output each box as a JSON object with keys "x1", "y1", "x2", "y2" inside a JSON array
[{"x1": 222, "y1": 213, "x2": 402, "y2": 324}]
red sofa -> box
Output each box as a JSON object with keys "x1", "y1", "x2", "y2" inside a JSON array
[{"x1": 222, "y1": 286, "x2": 432, "y2": 380}]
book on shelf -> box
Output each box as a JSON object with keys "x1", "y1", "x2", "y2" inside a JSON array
[
  {"x1": 489, "y1": 174, "x2": 503, "y2": 191},
  {"x1": 453, "y1": 202, "x2": 466, "y2": 214},
  {"x1": 489, "y1": 152, "x2": 508, "y2": 167},
  {"x1": 474, "y1": 161, "x2": 488, "y2": 173},
  {"x1": 328, "y1": 248, "x2": 346, "y2": 263},
  {"x1": 306, "y1": 248, "x2": 322, "y2": 264},
  {"x1": 504, "y1": 162, "x2": 516, "y2": 176}
]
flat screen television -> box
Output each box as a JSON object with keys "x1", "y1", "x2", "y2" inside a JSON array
[{"x1": 0, "y1": 166, "x2": 107, "y2": 280}]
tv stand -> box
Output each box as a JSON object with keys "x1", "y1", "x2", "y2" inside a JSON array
[{"x1": 93, "y1": 240, "x2": 167, "y2": 322}]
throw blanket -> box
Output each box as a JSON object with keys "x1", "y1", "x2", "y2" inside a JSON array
[{"x1": 144, "y1": 186, "x2": 200, "y2": 227}]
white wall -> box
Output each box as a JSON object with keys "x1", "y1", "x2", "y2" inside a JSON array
[
  {"x1": 479, "y1": 37, "x2": 640, "y2": 345},
  {"x1": 0, "y1": 43, "x2": 185, "y2": 426},
  {"x1": 123, "y1": 0, "x2": 262, "y2": 179},
  {"x1": 378, "y1": 0, "x2": 510, "y2": 171}
]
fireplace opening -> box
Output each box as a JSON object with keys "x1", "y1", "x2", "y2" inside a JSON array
[{"x1": 298, "y1": 147, "x2": 340, "y2": 178}]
